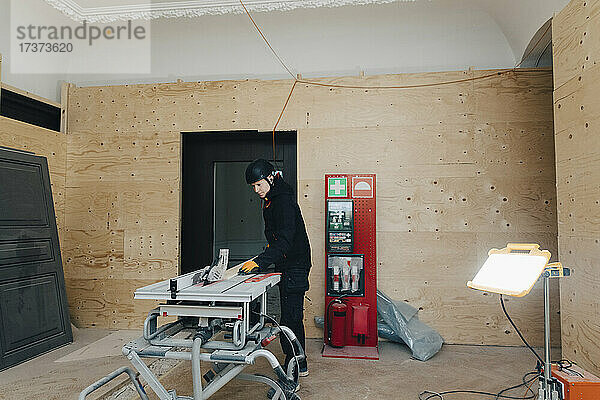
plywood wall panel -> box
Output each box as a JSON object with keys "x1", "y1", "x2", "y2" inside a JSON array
[
  {"x1": 62, "y1": 230, "x2": 124, "y2": 280},
  {"x1": 64, "y1": 128, "x2": 180, "y2": 327},
  {"x1": 66, "y1": 131, "x2": 179, "y2": 185},
  {"x1": 300, "y1": 177, "x2": 555, "y2": 236},
  {"x1": 557, "y1": 236, "x2": 600, "y2": 374},
  {"x1": 475, "y1": 121, "x2": 555, "y2": 169},
  {"x1": 123, "y1": 228, "x2": 179, "y2": 280},
  {"x1": 555, "y1": 68, "x2": 600, "y2": 139},
  {"x1": 65, "y1": 182, "x2": 179, "y2": 231},
  {"x1": 66, "y1": 277, "x2": 158, "y2": 328},
  {"x1": 66, "y1": 278, "x2": 112, "y2": 327},
  {"x1": 65, "y1": 68, "x2": 557, "y2": 346},
  {"x1": 68, "y1": 73, "x2": 479, "y2": 134},
  {"x1": 473, "y1": 70, "x2": 554, "y2": 123},
  {"x1": 553, "y1": 0, "x2": 600, "y2": 88},
  {"x1": 554, "y1": 0, "x2": 600, "y2": 376}
]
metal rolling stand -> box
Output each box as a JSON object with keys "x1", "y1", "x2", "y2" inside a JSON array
[
  {"x1": 539, "y1": 263, "x2": 570, "y2": 400},
  {"x1": 80, "y1": 267, "x2": 305, "y2": 400}
]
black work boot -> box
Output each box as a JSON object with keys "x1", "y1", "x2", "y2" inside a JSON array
[
  {"x1": 298, "y1": 358, "x2": 308, "y2": 377},
  {"x1": 285, "y1": 355, "x2": 308, "y2": 378}
]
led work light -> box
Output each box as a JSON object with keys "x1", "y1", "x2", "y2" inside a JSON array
[{"x1": 468, "y1": 243, "x2": 569, "y2": 400}]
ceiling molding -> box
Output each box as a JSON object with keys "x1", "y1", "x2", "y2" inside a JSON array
[{"x1": 44, "y1": 0, "x2": 413, "y2": 22}]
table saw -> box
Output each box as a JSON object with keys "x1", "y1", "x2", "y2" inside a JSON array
[{"x1": 79, "y1": 253, "x2": 305, "y2": 400}]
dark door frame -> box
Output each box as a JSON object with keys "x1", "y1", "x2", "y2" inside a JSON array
[{"x1": 179, "y1": 130, "x2": 297, "y2": 274}]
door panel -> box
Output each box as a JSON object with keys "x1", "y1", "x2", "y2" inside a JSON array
[
  {"x1": 0, "y1": 148, "x2": 72, "y2": 371},
  {"x1": 0, "y1": 274, "x2": 63, "y2": 352},
  {"x1": 0, "y1": 239, "x2": 54, "y2": 267},
  {"x1": 0, "y1": 159, "x2": 48, "y2": 226}
]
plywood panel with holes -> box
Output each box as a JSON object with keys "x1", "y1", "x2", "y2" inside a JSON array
[
  {"x1": 553, "y1": 0, "x2": 600, "y2": 89},
  {"x1": 62, "y1": 230, "x2": 124, "y2": 281},
  {"x1": 67, "y1": 72, "x2": 482, "y2": 134},
  {"x1": 304, "y1": 228, "x2": 561, "y2": 344},
  {"x1": 554, "y1": 66, "x2": 600, "y2": 137},
  {"x1": 66, "y1": 131, "x2": 180, "y2": 185},
  {"x1": 123, "y1": 228, "x2": 179, "y2": 280},
  {"x1": 66, "y1": 69, "x2": 557, "y2": 346},
  {"x1": 66, "y1": 277, "x2": 159, "y2": 328},
  {"x1": 553, "y1": 0, "x2": 600, "y2": 377},
  {"x1": 65, "y1": 182, "x2": 179, "y2": 231},
  {"x1": 473, "y1": 70, "x2": 554, "y2": 123},
  {"x1": 557, "y1": 236, "x2": 600, "y2": 374}
]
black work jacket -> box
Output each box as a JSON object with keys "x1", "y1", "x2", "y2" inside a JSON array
[{"x1": 254, "y1": 176, "x2": 311, "y2": 292}]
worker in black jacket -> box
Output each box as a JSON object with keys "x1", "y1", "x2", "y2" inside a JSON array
[{"x1": 240, "y1": 159, "x2": 311, "y2": 378}]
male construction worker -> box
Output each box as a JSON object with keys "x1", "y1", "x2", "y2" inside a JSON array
[{"x1": 240, "y1": 159, "x2": 311, "y2": 378}]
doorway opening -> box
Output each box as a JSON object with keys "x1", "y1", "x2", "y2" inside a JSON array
[{"x1": 180, "y1": 130, "x2": 297, "y2": 274}]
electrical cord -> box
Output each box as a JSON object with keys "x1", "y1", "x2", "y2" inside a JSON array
[
  {"x1": 253, "y1": 310, "x2": 301, "y2": 377},
  {"x1": 419, "y1": 295, "x2": 547, "y2": 400},
  {"x1": 422, "y1": 299, "x2": 585, "y2": 400},
  {"x1": 238, "y1": 0, "x2": 551, "y2": 90},
  {"x1": 418, "y1": 371, "x2": 538, "y2": 400},
  {"x1": 494, "y1": 371, "x2": 538, "y2": 400},
  {"x1": 270, "y1": 80, "x2": 297, "y2": 161},
  {"x1": 522, "y1": 377, "x2": 537, "y2": 400},
  {"x1": 237, "y1": 0, "x2": 552, "y2": 163},
  {"x1": 237, "y1": 0, "x2": 296, "y2": 79},
  {"x1": 500, "y1": 295, "x2": 544, "y2": 364},
  {"x1": 419, "y1": 388, "x2": 537, "y2": 400},
  {"x1": 555, "y1": 359, "x2": 583, "y2": 377},
  {"x1": 419, "y1": 276, "x2": 585, "y2": 400},
  {"x1": 500, "y1": 296, "x2": 582, "y2": 377}
]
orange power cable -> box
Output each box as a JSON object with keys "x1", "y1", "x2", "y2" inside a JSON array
[
  {"x1": 271, "y1": 80, "x2": 298, "y2": 160},
  {"x1": 238, "y1": 0, "x2": 552, "y2": 91},
  {"x1": 523, "y1": 376, "x2": 537, "y2": 399},
  {"x1": 238, "y1": 0, "x2": 296, "y2": 79}
]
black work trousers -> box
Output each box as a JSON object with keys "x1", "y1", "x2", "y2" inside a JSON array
[{"x1": 279, "y1": 289, "x2": 306, "y2": 365}]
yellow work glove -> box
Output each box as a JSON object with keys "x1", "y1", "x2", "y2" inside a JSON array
[{"x1": 240, "y1": 260, "x2": 260, "y2": 274}]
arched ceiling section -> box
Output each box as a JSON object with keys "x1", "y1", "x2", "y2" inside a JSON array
[
  {"x1": 475, "y1": 0, "x2": 569, "y2": 64},
  {"x1": 520, "y1": 19, "x2": 553, "y2": 68}
]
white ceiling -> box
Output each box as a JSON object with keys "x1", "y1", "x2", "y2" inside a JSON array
[
  {"x1": 44, "y1": 0, "x2": 417, "y2": 22},
  {"x1": 43, "y1": 0, "x2": 568, "y2": 63},
  {"x1": 0, "y1": 0, "x2": 570, "y2": 101}
]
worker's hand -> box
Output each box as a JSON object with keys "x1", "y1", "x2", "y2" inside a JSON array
[{"x1": 239, "y1": 260, "x2": 260, "y2": 274}]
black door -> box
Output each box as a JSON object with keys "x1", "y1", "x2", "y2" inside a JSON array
[
  {"x1": 0, "y1": 148, "x2": 72, "y2": 371},
  {"x1": 181, "y1": 131, "x2": 297, "y2": 273}
]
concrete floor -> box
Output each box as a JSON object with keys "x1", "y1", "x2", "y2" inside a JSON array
[
  {"x1": 143, "y1": 339, "x2": 548, "y2": 400},
  {"x1": 0, "y1": 328, "x2": 136, "y2": 400},
  {"x1": 0, "y1": 327, "x2": 554, "y2": 400}
]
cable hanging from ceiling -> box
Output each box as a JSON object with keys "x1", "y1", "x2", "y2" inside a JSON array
[{"x1": 237, "y1": 0, "x2": 552, "y2": 160}]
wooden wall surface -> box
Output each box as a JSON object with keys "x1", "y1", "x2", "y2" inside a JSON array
[
  {"x1": 65, "y1": 69, "x2": 560, "y2": 345},
  {"x1": 553, "y1": 0, "x2": 600, "y2": 375}
]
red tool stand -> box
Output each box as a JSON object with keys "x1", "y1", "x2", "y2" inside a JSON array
[{"x1": 323, "y1": 174, "x2": 378, "y2": 360}]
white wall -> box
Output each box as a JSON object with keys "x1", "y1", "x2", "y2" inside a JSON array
[{"x1": 0, "y1": 0, "x2": 569, "y2": 102}]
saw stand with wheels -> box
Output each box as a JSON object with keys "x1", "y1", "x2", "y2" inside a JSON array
[{"x1": 79, "y1": 265, "x2": 305, "y2": 400}]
